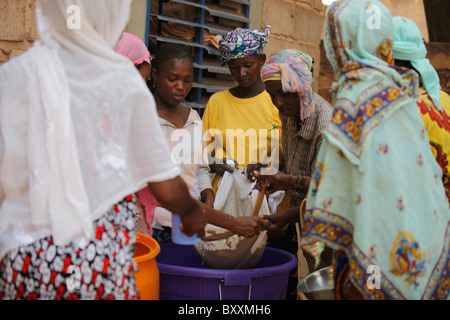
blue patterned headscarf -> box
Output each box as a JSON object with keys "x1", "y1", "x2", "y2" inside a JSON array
[{"x1": 219, "y1": 26, "x2": 270, "y2": 66}]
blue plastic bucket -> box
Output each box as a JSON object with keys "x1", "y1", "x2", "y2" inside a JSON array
[
  {"x1": 156, "y1": 243, "x2": 297, "y2": 300},
  {"x1": 171, "y1": 213, "x2": 201, "y2": 245}
]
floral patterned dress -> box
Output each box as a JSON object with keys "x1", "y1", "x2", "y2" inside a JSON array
[{"x1": 0, "y1": 196, "x2": 139, "y2": 300}]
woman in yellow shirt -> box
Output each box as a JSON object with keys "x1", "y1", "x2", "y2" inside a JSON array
[{"x1": 202, "y1": 26, "x2": 283, "y2": 192}]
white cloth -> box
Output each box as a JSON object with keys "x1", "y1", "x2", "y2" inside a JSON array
[
  {"x1": 0, "y1": 0, "x2": 180, "y2": 258},
  {"x1": 159, "y1": 107, "x2": 212, "y2": 201},
  {"x1": 152, "y1": 107, "x2": 212, "y2": 231}
]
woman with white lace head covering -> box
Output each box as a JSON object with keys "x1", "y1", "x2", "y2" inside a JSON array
[{"x1": 0, "y1": 0, "x2": 207, "y2": 299}]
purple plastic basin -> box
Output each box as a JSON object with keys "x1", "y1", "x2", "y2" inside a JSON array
[{"x1": 156, "y1": 243, "x2": 297, "y2": 300}]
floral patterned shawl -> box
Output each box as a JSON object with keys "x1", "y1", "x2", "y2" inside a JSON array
[{"x1": 302, "y1": 0, "x2": 450, "y2": 299}]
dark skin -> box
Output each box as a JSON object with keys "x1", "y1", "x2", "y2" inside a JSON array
[
  {"x1": 129, "y1": 59, "x2": 206, "y2": 238},
  {"x1": 253, "y1": 170, "x2": 308, "y2": 238},
  {"x1": 251, "y1": 79, "x2": 312, "y2": 237},
  {"x1": 152, "y1": 56, "x2": 267, "y2": 237},
  {"x1": 147, "y1": 178, "x2": 207, "y2": 238},
  {"x1": 152, "y1": 57, "x2": 215, "y2": 207},
  {"x1": 264, "y1": 79, "x2": 301, "y2": 118},
  {"x1": 210, "y1": 54, "x2": 268, "y2": 176},
  {"x1": 137, "y1": 61, "x2": 151, "y2": 83}
]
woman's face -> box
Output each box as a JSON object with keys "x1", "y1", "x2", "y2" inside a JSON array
[
  {"x1": 152, "y1": 58, "x2": 194, "y2": 106},
  {"x1": 265, "y1": 80, "x2": 300, "y2": 118},
  {"x1": 227, "y1": 55, "x2": 265, "y2": 88}
]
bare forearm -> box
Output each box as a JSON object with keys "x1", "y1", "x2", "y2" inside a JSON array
[
  {"x1": 198, "y1": 202, "x2": 234, "y2": 230},
  {"x1": 281, "y1": 206, "x2": 301, "y2": 225},
  {"x1": 147, "y1": 177, "x2": 198, "y2": 216}
]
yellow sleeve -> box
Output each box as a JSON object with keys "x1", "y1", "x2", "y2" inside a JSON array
[
  {"x1": 202, "y1": 94, "x2": 224, "y2": 161},
  {"x1": 440, "y1": 90, "x2": 450, "y2": 114}
]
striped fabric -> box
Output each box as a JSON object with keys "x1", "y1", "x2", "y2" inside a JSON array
[
  {"x1": 282, "y1": 92, "x2": 335, "y2": 275},
  {"x1": 262, "y1": 49, "x2": 315, "y2": 121}
]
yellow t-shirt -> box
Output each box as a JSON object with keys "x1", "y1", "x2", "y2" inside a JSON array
[
  {"x1": 417, "y1": 88, "x2": 450, "y2": 202},
  {"x1": 202, "y1": 89, "x2": 284, "y2": 192}
]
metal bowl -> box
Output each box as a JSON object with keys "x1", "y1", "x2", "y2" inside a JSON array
[{"x1": 297, "y1": 266, "x2": 336, "y2": 300}]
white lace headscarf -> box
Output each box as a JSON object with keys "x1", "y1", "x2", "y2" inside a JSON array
[{"x1": 0, "y1": 0, "x2": 180, "y2": 257}]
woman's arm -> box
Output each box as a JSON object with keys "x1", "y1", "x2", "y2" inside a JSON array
[{"x1": 147, "y1": 177, "x2": 207, "y2": 238}]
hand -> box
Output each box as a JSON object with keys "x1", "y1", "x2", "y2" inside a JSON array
[
  {"x1": 210, "y1": 158, "x2": 238, "y2": 176},
  {"x1": 229, "y1": 216, "x2": 264, "y2": 238},
  {"x1": 253, "y1": 170, "x2": 289, "y2": 194},
  {"x1": 258, "y1": 213, "x2": 288, "y2": 239},
  {"x1": 147, "y1": 177, "x2": 207, "y2": 238},
  {"x1": 201, "y1": 188, "x2": 215, "y2": 208},
  {"x1": 257, "y1": 206, "x2": 301, "y2": 239},
  {"x1": 242, "y1": 162, "x2": 269, "y2": 182},
  {"x1": 178, "y1": 203, "x2": 207, "y2": 238}
]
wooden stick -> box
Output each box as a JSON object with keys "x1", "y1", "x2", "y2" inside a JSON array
[{"x1": 251, "y1": 180, "x2": 269, "y2": 217}]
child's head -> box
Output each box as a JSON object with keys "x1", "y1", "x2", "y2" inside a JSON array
[{"x1": 150, "y1": 44, "x2": 194, "y2": 106}]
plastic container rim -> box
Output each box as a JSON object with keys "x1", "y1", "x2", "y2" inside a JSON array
[
  {"x1": 134, "y1": 232, "x2": 161, "y2": 263},
  {"x1": 157, "y1": 245, "x2": 297, "y2": 279}
]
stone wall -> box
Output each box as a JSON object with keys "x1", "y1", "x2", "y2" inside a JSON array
[
  {"x1": 253, "y1": 0, "x2": 325, "y2": 92},
  {"x1": 0, "y1": 0, "x2": 37, "y2": 67}
]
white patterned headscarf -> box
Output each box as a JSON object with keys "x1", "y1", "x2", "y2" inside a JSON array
[{"x1": 0, "y1": 0, "x2": 179, "y2": 256}]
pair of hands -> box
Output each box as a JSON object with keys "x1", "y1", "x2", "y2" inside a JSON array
[
  {"x1": 207, "y1": 159, "x2": 269, "y2": 238},
  {"x1": 211, "y1": 158, "x2": 283, "y2": 191},
  {"x1": 208, "y1": 159, "x2": 305, "y2": 239},
  {"x1": 228, "y1": 208, "x2": 293, "y2": 239},
  {"x1": 209, "y1": 159, "x2": 285, "y2": 238},
  {"x1": 179, "y1": 205, "x2": 285, "y2": 240}
]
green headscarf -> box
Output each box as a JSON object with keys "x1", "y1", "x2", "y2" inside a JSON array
[{"x1": 393, "y1": 16, "x2": 442, "y2": 111}]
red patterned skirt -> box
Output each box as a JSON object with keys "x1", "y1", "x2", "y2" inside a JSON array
[{"x1": 0, "y1": 196, "x2": 139, "y2": 300}]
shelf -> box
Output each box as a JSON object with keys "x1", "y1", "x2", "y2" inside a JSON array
[
  {"x1": 147, "y1": 0, "x2": 250, "y2": 111},
  {"x1": 206, "y1": 4, "x2": 250, "y2": 24}
]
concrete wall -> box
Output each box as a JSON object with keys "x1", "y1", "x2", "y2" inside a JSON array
[
  {"x1": 317, "y1": 0, "x2": 450, "y2": 103},
  {"x1": 127, "y1": 0, "x2": 148, "y2": 44},
  {"x1": 251, "y1": 0, "x2": 325, "y2": 92},
  {"x1": 1, "y1": 0, "x2": 448, "y2": 98},
  {"x1": 0, "y1": 0, "x2": 38, "y2": 67},
  {"x1": 0, "y1": 0, "x2": 147, "y2": 68},
  {"x1": 379, "y1": 0, "x2": 429, "y2": 42}
]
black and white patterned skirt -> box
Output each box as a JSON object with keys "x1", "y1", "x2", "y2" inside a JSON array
[{"x1": 0, "y1": 195, "x2": 139, "y2": 300}]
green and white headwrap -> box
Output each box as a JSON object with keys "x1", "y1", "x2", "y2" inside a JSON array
[{"x1": 393, "y1": 16, "x2": 442, "y2": 111}]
